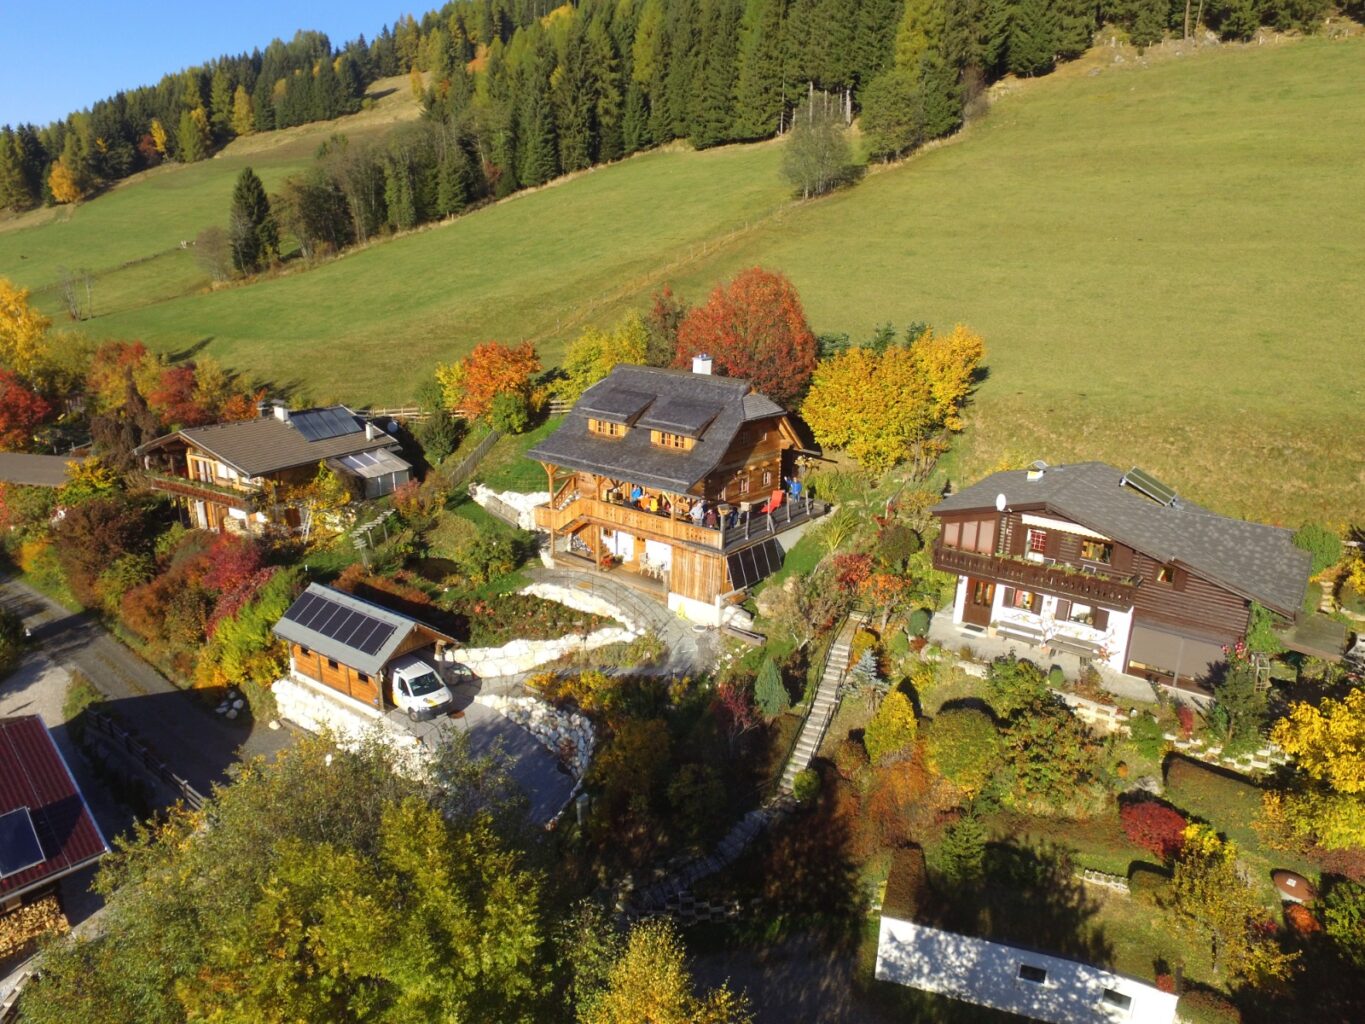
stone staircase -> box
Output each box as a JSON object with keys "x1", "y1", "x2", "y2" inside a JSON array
[
  {"x1": 620, "y1": 612, "x2": 861, "y2": 920},
  {"x1": 778, "y1": 613, "x2": 862, "y2": 792}
]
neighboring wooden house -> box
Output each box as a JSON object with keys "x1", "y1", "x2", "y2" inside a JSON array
[
  {"x1": 930, "y1": 462, "x2": 1312, "y2": 691},
  {"x1": 529, "y1": 359, "x2": 829, "y2": 624},
  {"x1": 1, "y1": 716, "x2": 109, "y2": 916},
  {"x1": 136, "y1": 403, "x2": 411, "y2": 534},
  {"x1": 270, "y1": 584, "x2": 457, "y2": 713}
]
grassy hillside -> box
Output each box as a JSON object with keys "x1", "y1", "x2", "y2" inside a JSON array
[
  {"x1": 0, "y1": 76, "x2": 422, "y2": 320},
  {"x1": 5, "y1": 40, "x2": 1362, "y2": 522}
]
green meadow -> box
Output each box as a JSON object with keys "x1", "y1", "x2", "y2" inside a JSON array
[{"x1": 3, "y1": 40, "x2": 1361, "y2": 523}]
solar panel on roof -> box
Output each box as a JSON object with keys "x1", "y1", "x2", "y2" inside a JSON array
[
  {"x1": 580, "y1": 387, "x2": 654, "y2": 422},
  {"x1": 1123, "y1": 467, "x2": 1178, "y2": 506},
  {"x1": 0, "y1": 808, "x2": 45, "y2": 879},
  {"x1": 281, "y1": 591, "x2": 324, "y2": 629},
  {"x1": 280, "y1": 589, "x2": 401, "y2": 659},
  {"x1": 292, "y1": 407, "x2": 362, "y2": 442},
  {"x1": 356, "y1": 623, "x2": 396, "y2": 656}
]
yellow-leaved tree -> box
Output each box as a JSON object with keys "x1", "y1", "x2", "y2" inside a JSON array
[
  {"x1": 802, "y1": 325, "x2": 983, "y2": 477},
  {"x1": 0, "y1": 278, "x2": 52, "y2": 378},
  {"x1": 1260, "y1": 688, "x2": 1365, "y2": 851},
  {"x1": 559, "y1": 313, "x2": 648, "y2": 404},
  {"x1": 230, "y1": 85, "x2": 254, "y2": 136},
  {"x1": 149, "y1": 118, "x2": 169, "y2": 155},
  {"x1": 48, "y1": 160, "x2": 85, "y2": 205}
]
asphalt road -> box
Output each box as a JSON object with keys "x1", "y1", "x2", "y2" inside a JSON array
[{"x1": 0, "y1": 575, "x2": 292, "y2": 796}]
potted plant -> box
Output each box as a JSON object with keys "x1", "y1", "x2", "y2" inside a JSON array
[{"x1": 598, "y1": 553, "x2": 619, "y2": 572}]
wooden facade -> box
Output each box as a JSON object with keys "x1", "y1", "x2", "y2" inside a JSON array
[{"x1": 289, "y1": 628, "x2": 440, "y2": 711}]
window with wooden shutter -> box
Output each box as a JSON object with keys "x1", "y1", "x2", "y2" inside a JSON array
[
  {"x1": 1055, "y1": 599, "x2": 1071, "y2": 621},
  {"x1": 1045, "y1": 530, "x2": 1062, "y2": 558},
  {"x1": 1093, "y1": 608, "x2": 1110, "y2": 630},
  {"x1": 1003, "y1": 587, "x2": 1016, "y2": 607},
  {"x1": 944, "y1": 521, "x2": 960, "y2": 547}
]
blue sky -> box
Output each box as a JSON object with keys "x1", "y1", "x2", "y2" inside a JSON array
[{"x1": 0, "y1": 2, "x2": 394, "y2": 127}]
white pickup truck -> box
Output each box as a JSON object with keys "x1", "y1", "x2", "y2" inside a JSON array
[{"x1": 389, "y1": 654, "x2": 455, "y2": 721}]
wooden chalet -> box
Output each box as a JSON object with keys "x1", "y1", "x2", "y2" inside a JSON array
[
  {"x1": 135, "y1": 403, "x2": 411, "y2": 534},
  {"x1": 1, "y1": 716, "x2": 109, "y2": 915},
  {"x1": 931, "y1": 462, "x2": 1314, "y2": 692},
  {"x1": 529, "y1": 359, "x2": 829, "y2": 624},
  {"x1": 271, "y1": 584, "x2": 457, "y2": 712}
]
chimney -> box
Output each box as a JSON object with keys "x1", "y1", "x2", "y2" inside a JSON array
[
  {"x1": 272, "y1": 401, "x2": 290, "y2": 424},
  {"x1": 365, "y1": 422, "x2": 378, "y2": 440},
  {"x1": 692, "y1": 354, "x2": 713, "y2": 376},
  {"x1": 257, "y1": 398, "x2": 270, "y2": 418},
  {"x1": 1026, "y1": 460, "x2": 1048, "y2": 482}
]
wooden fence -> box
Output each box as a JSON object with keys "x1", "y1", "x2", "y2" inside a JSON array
[
  {"x1": 443, "y1": 429, "x2": 502, "y2": 488},
  {"x1": 84, "y1": 710, "x2": 206, "y2": 811}
]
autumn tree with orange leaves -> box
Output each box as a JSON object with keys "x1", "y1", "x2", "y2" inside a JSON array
[
  {"x1": 0, "y1": 370, "x2": 53, "y2": 450},
  {"x1": 435, "y1": 341, "x2": 541, "y2": 422},
  {"x1": 802, "y1": 325, "x2": 984, "y2": 476},
  {"x1": 673, "y1": 267, "x2": 817, "y2": 408}
]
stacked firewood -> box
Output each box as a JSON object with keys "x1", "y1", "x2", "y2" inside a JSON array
[{"x1": 0, "y1": 895, "x2": 69, "y2": 962}]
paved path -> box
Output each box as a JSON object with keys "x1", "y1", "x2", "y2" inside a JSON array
[
  {"x1": 524, "y1": 566, "x2": 711, "y2": 675},
  {"x1": 0, "y1": 575, "x2": 292, "y2": 796},
  {"x1": 779, "y1": 615, "x2": 860, "y2": 792}
]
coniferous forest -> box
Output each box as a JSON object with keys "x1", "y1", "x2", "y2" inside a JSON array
[{"x1": 0, "y1": 0, "x2": 1341, "y2": 224}]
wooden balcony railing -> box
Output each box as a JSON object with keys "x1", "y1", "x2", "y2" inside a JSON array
[
  {"x1": 536, "y1": 496, "x2": 723, "y2": 549},
  {"x1": 932, "y1": 543, "x2": 1140, "y2": 607},
  {"x1": 139, "y1": 470, "x2": 260, "y2": 511}
]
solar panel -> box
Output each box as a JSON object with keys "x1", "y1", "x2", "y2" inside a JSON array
[
  {"x1": 1123, "y1": 466, "x2": 1178, "y2": 506},
  {"x1": 279, "y1": 589, "x2": 401, "y2": 659},
  {"x1": 0, "y1": 808, "x2": 45, "y2": 879},
  {"x1": 281, "y1": 591, "x2": 325, "y2": 629},
  {"x1": 292, "y1": 407, "x2": 362, "y2": 442},
  {"x1": 356, "y1": 623, "x2": 396, "y2": 656},
  {"x1": 727, "y1": 539, "x2": 785, "y2": 591},
  {"x1": 580, "y1": 387, "x2": 654, "y2": 423}
]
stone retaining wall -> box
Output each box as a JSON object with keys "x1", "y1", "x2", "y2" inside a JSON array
[
  {"x1": 1161, "y1": 732, "x2": 1288, "y2": 774},
  {"x1": 474, "y1": 694, "x2": 595, "y2": 779},
  {"x1": 448, "y1": 626, "x2": 638, "y2": 678},
  {"x1": 1076, "y1": 868, "x2": 1130, "y2": 894},
  {"x1": 1058, "y1": 691, "x2": 1132, "y2": 735},
  {"x1": 521, "y1": 581, "x2": 643, "y2": 632},
  {"x1": 468, "y1": 485, "x2": 549, "y2": 531},
  {"x1": 272, "y1": 675, "x2": 428, "y2": 776}
]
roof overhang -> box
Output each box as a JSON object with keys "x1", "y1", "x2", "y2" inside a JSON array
[{"x1": 1276, "y1": 614, "x2": 1349, "y2": 662}]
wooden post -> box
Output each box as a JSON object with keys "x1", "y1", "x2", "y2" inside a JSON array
[{"x1": 543, "y1": 462, "x2": 557, "y2": 557}]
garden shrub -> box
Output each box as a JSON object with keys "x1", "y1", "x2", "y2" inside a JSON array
[
  {"x1": 1282, "y1": 902, "x2": 1321, "y2": 937},
  {"x1": 1292, "y1": 522, "x2": 1342, "y2": 575},
  {"x1": 1177, "y1": 990, "x2": 1242, "y2": 1024},
  {"x1": 426, "y1": 516, "x2": 518, "y2": 585},
  {"x1": 1127, "y1": 864, "x2": 1171, "y2": 906},
  {"x1": 864, "y1": 690, "x2": 918, "y2": 765},
  {"x1": 986, "y1": 653, "x2": 1050, "y2": 717},
  {"x1": 97, "y1": 554, "x2": 155, "y2": 611},
  {"x1": 876, "y1": 523, "x2": 921, "y2": 570},
  {"x1": 934, "y1": 811, "x2": 987, "y2": 885},
  {"x1": 1046, "y1": 665, "x2": 1065, "y2": 688},
  {"x1": 1128, "y1": 713, "x2": 1167, "y2": 760},
  {"x1": 907, "y1": 608, "x2": 931, "y2": 638},
  {"x1": 53, "y1": 496, "x2": 155, "y2": 606},
  {"x1": 488, "y1": 391, "x2": 531, "y2": 434},
  {"x1": 924, "y1": 707, "x2": 1000, "y2": 796},
  {"x1": 1320, "y1": 879, "x2": 1365, "y2": 967},
  {"x1": 832, "y1": 737, "x2": 869, "y2": 782},
  {"x1": 792, "y1": 769, "x2": 821, "y2": 805},
  {"x1": 754, "y1": 657, "x2": 790, "y2": 719},
  {"x1": 1177, "y1": 702, "x2": 1196, "y2": 739},
  {"x1": 461, "y1": 594, "x2": 610, "y2": 647},
  {"x1": 666, "y1": 764, "x2": 727, "y2": 843},
  {"x1": 1119, "y1": 798, "x2": 1188, "y2": 860},
  {"x1": 1004, "y1": 705, "x2": 1104, "y2": 815}
]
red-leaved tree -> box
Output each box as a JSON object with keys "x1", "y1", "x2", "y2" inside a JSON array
[
  {"x1": 1120, "y1": 799, "x2": 1188, "y2": 861},
  {"x1": 436, "y1": 341, "x2": 541, "y2": 420},
  {"x1": 673, "y1": 267, "x2": 817, "y2": 408},
  {"x1": 0, "y1": 371, "x2": 53, "y2": 450}
]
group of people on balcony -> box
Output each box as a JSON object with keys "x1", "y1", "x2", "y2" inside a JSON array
[{"x1": 605, "y1": 476, "x2": 808, "y2": 531}]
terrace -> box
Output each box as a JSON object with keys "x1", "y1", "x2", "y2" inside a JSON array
[{"x1": 932, "y1": 542, "x2": 1141, "y2": 608}]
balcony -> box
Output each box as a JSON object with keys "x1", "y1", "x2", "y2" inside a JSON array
[
  {"x1": 932, "y1": 543, "x2": 1140, "y2": 607},
  {"x1": 138, "y1": 470, "x2": 261, "y2": 512},
  {"x1": 534, "y1": 493, "x2": 830, "y2": 553}
]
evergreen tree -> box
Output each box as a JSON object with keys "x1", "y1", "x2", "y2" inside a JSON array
[
  {"x1": 0, "y1": 130, "x2": 34, "y2": 211},
  {"x1": 177, "y1": 108, "x2": 210, "y2": 162},
  {"x1": 209, "y1": 69, "x2": 234, "y2": 138},
  {"x1": 1055, "y1": 0, "x2": 1098, "y2": 57},
  {"x1": 938, "y1": 811, "x2": 988, "y2": 884},
  {"x1": 1008, "y1": 0, "x2": 1059, "y2": 77},
  {"x1": 228, "y1": 166, "x2": 279, "y2": 274},
  {"x1": 943, "y1": 0, "x2": 1010, "y2": 79},
  {"x1": 853, "y1": 0, "x2": 903, "y2": 90},
  {"x1": 314, "y1": 56, "x2": 343, "y2": 120},
  {"x1": 782, "y1": 0, "x2": 818, "y2": 92},
  {"x1": 754, "y1": 657, "x2": 790, "y2": 719},
  {"x1": 517, "y1": 36, "x2": 560, "y2": 188},
  {"x1": 252, "y1": 76, "x2": 276, "y2": 132},
  {"x1": 692, "y1": 0, "x2": 742, "y2": 148},
  {"x1": 895, "y1": 0, "x2": 947, "y2": 74},
  {"x1": 554, "y1": 25, "x2": 596, "y2": 173},
  {"x1": 1126, "y1": 0, "x2": 1169, "y2": 46},
  {"x1": 435, "y1": 141, "x2": 471, "y2": 217},
  {"x1": 861, "y1": 67, "x2": 920, "y2": 159},
  {"x1": 810, "y1": 0, "x2": 859, "y2": 94},
  {"x1": 662, "y1": 0, "x2": 700, "y2": 139},
  {"x1": 622, "y1": 81, "x2": 650, "y2": 153},
  {"x1": 587, "y1": 21, "x2": 625, "y2": 162},
  {"x1": 733, "y1": 0, "x2": 786, "y2": 139}
]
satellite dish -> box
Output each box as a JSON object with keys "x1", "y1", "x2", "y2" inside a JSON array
[{"x1": 995, "y1": 493, "x2": 1007, "y2": 512}]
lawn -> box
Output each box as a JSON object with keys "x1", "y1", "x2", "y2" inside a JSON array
[
  {"x1": 0, "y1": 75, "x2": 423, "y2": 322},
  {"x1": 6, "y1": 39, "x2": 1361, "y2": 523},
  {"x1": 475, "y1": 417, "x2": 564, "y2": 493}
]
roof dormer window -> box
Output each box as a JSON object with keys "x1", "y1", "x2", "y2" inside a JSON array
[
  {"x1": 589, "y1": 418, "x2": 627, "y2": 439},
  {"x1": 651, "y1": 430, "x2": 694, "y2": 451}
]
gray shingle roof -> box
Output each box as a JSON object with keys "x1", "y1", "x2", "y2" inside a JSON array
[
  {"x1": 150, "y1": 407, "x2": 397, "y2": 478},
  {"x1": 271, "y1": 584, "x2": 453, "y2": 677},
  {"x1": 0, "y1": 453, "x2": 88, "y2": 488},
  {"x1": 933, "y1": 462, "x2": 1311, "y2": 616},
  {"x1": 529, "y1": 366, "x2": 787, "y2": 494}
]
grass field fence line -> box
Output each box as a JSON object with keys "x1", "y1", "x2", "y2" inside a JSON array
[{"x1": 443, "y1": 428, "x2": 502, "y2": 488}]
